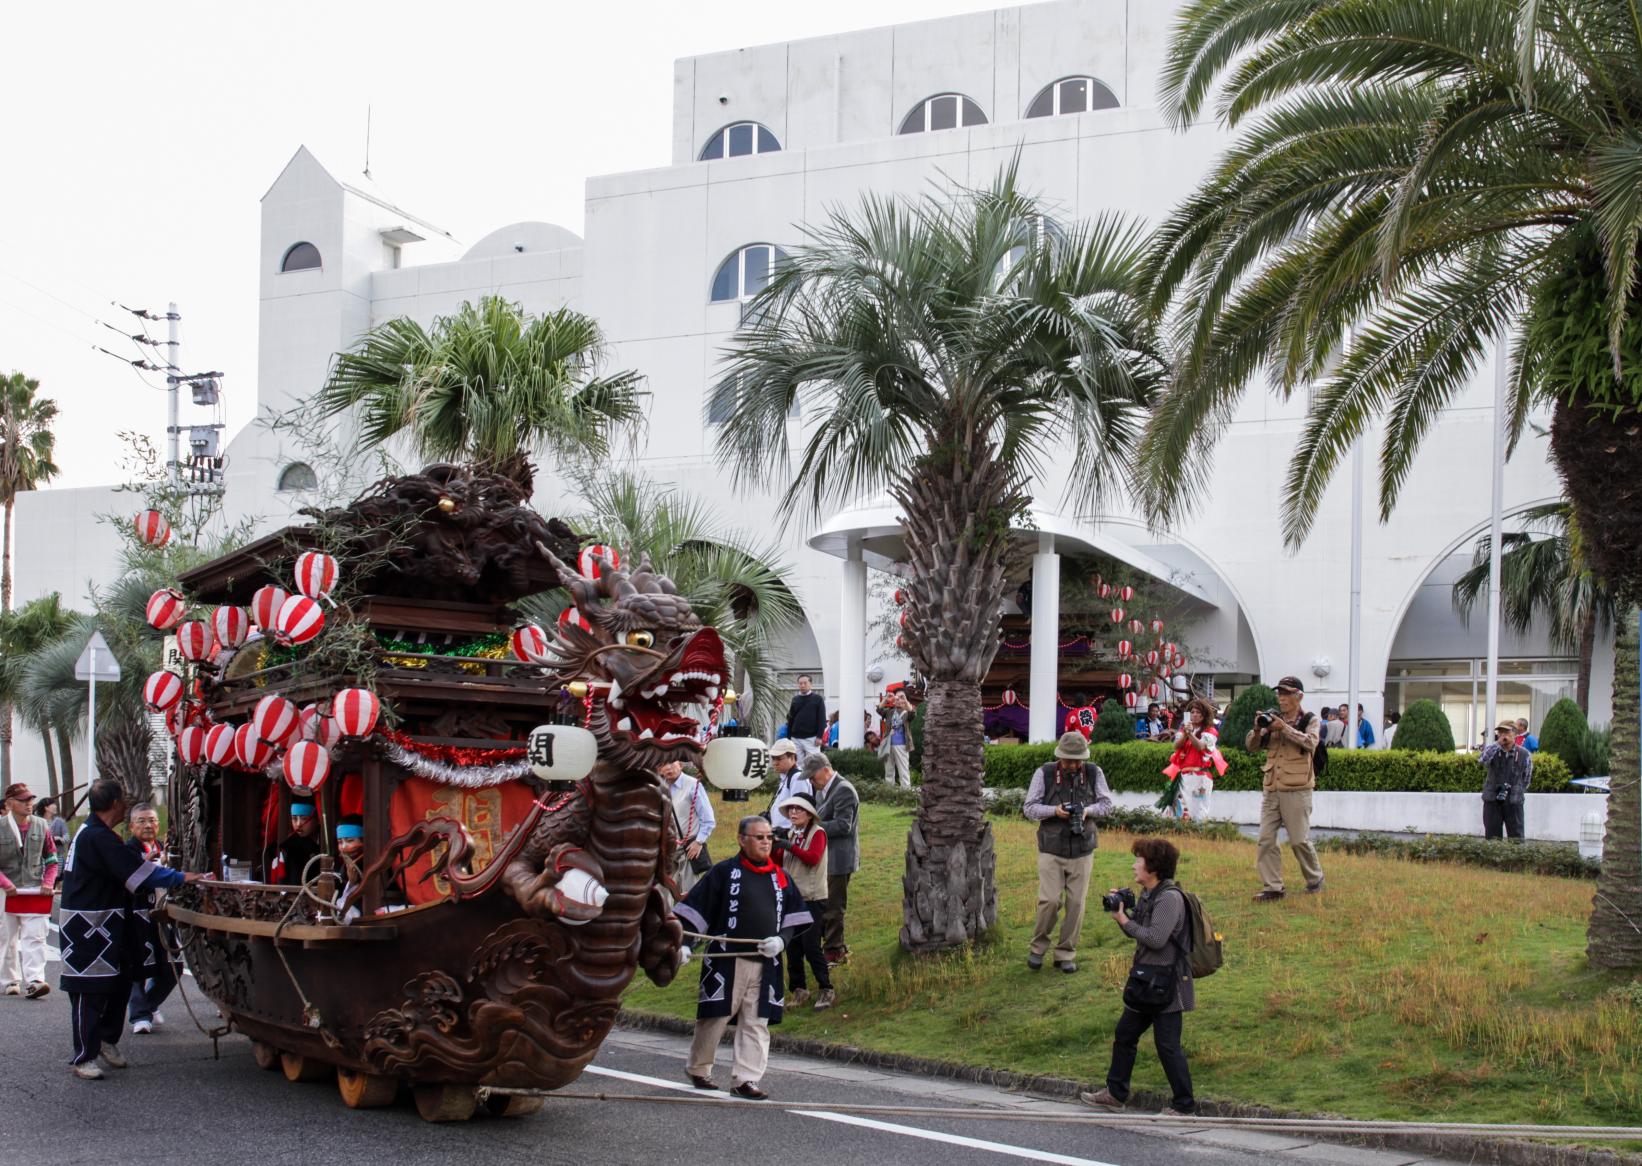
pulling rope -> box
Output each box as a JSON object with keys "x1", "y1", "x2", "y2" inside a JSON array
[{"x1": 679, "y1": 930, "x2": 765, "y2": 947}]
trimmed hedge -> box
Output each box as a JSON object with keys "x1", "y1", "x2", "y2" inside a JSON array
[
  {"x1": 828, "y1": 748, "x2": 887, "y2": 785},
  {"x1": 1392, "y1": 698, "x2": 1456, "y2": 753},
  {"x1": 1537, "y1": 697, "x2": 1588, "y2": 773},
  {"x1": 1315, "y1": 831, "x2": 1600, "y2": 879},
  {"x1": 1092, "y1": 699, "x2": 1136, "y2": 744},
  {"x1": 980, "y1": 740, "x2": 1573, "y2": 794},
  {"x1": 1221, "y1": 684, "x2": 1277, "y2": 751}
]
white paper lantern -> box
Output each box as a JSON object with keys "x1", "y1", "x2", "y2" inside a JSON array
[
  {"x1": 527, "y1": 723, "x2": 599, "y2": 784},
  {"x1": 548, "y1": 868, "x2": 610, "y2": 925},
  {"x1": 703, "y1": 736, "x2": 769, "y2": 799}
]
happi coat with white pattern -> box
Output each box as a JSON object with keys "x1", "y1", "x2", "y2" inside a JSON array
[
  {"x1": 59, "y1": 816, "x2": 186, "y2": 994},
  {"x1": 673, "y1": 854, "x2": 812, "y2": 1024}
]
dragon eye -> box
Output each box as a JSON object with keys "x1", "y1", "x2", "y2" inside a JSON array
[{"x1": 624, "y1": 630, "x2": 655, "y2": 649}]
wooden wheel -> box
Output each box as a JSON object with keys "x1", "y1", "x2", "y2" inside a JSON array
[
  {"x1": 250, "y1": 1041, "x2": 281, "y2": 1071},
  {"x1": 337, "y1": 1068, "x2": 400, "y2": 1109},
  {"x1": 485, "y1": 1093, "x2": 545, "y2": 1118},
  {"x1": 414, "y1": 1084, "x2": 479, "y2": 1123},
  {"x1": 281, "y1": 1052, "x2": 334, "y2": 1082}
]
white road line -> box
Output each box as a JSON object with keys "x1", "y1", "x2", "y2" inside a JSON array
[
  {"x1": 586, "y1": 1063, "x2": 1121, "y2": 1166},
  {"x1": 797, "y1": 1111, "x2": 1121, "y2": 1166}
]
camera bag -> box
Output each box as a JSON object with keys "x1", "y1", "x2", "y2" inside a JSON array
[{"x1": 1122, "y1": 962, "x2": 1177, "y2": 1011}]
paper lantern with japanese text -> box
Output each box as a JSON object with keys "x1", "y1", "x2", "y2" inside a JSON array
[
  {"x1": 527, "y1": 723, "x2": 599, "y2": 784},
  {"x1": 702, "y1": 736, "x2": 770, "y2": 794}
]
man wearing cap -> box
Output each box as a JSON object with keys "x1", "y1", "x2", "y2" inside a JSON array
[
  {"x1": 270, "y1": 800, "x2": 321, "y2": 886},
  {"x1": 1, "y1": 782, "x2": 59, "y2": 999},
  {"x1": 1480, "y1": 722, "x2": 1533, "y2": 840},
  {"x1": 1247, "y1": 676, "x2": 1324, "y2": 901},
  {"x1": 1023, "y1": 733, "x2": 1115, "y2": 973},
  {"x1": 806, "y1": 753, "x2": 859, "y2": 965},
  {"x1": 765, "y1": 740, "x2": 812, "y2": 834}
]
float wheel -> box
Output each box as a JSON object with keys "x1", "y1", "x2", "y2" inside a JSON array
[
  {"x1": 414, "y1": 1084, "x2": 478, "y2": 1122},
  {"x1": 281, "y1": 1052, "x2": 334, "y2": 1082},
  {"x1": 338, "y1": 1068, "x2": 400, "y2": 1109},
  {"x1": 485, "y1": 1093, "x2": 545, "y2": 1118},
  {"x1": 250, "y1": 1041, "x2": 281, "y2": 1071}
]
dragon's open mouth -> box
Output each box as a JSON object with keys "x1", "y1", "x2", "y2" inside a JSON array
[{"x1": 604, "y1": 627, "x2": 727, "y2": 750}]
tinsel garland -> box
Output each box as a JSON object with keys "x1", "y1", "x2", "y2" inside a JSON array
[
  {"x1": 374, "y1": 630, "x2": 510, "y2": 657},
  {"x1": 375, "y1": 727, "x2": 533, "y2": 788}
]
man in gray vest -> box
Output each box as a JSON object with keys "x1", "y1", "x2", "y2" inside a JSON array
[
  {"x1": 1, "y1": 782, "x2": 60, "y2": 998},
  {"x1": 1023, "y1": 732, "x2": 1114, "y2": 973}
]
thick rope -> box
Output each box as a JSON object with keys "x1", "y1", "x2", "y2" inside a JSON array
[{"x1": 679, "y1": 929, "x2": 765, "y2": 947}]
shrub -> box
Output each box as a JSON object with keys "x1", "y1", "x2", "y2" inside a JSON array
[
  {"x1": 1092, "y1": 699, "x2": 1137, "y2": 745},
  {"x1": 1537, "y1": 697, "x2": 1589, "y2": 773},
  {"x1": 1391, "y1": 699, "x2": 1455, "y2": 753},
  {"x1": 828, "y1": 747, "x2": 885, "y2": 784},
  {"x1": 1578, "y1": 724, "x2": 1612, "y2": 777},
  {"x1": 1314, "y1": 832, "x2": 1600, "y2": 879},
  {"x1": 854, "y1": 779, "x2": 922, "y2": 809},
  {"x1": 1221, "y1": 683, "x2": 1277, "y2": 751}
]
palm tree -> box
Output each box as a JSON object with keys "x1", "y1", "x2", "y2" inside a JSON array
[
  {"x1": 520, "y1": 471, "x2": 803, "y2": 733},
  {"x1": 1141, "y1": 0, "x2": 1642, "y2": 970},
  {"x1": 1452, "y1": 502, "x2": 1617, "y2": 714},
  {"x1": 711, "y1": 166, "x2": 1166, "y2": 953},
  {"x1": 314, "y1": 296, "x2": 646, "y2": 491},
  {"x1": 0, "y1": 370, "x2": 60, "y2": 784},
  {"x1": 0, "y1": 593, "x2": 80, "y2": 797}
]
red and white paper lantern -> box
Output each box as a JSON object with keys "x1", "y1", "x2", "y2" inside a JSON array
[
  {"x1": 557, "y1": 607, "x2": 592, "y2": 634},
  {"x1": 1124, "y1": 691, "x2": 1139, "y2": 708},
  {"x1": 1117, "y1": 672, "x2": 1133, "y2": 689},
  {"x1": 143, "y1": 670, "x2": 183, "y2": 712},
  {"x1": 1109, "y1": 607, "x2": 1125, "y2": 624},
  {"x1": 175, "y1": 619, "x2": 211, "y2": 662},
  {"x1": 250, "y1": 585, "x2": 289, "y2": 631},
  {"x1": 146, "y1": 588, "x2": 187, "y2": 631},
  {"x1": 578, "y1": 544, "x2": 621, "y2": 579},
  {"x1": 234, "y1": 723, "x2": 276, "y2": 770},
  {"x1": 164, "y1": 700, "x2": 206, "y2": 738},
  {"x1": 252, "y1": 694, "x2": 300, "y2": 749},
  {"x1": 1173, "y1": 652, "x2": 1186, "y2": 669},
  {"x1": 1128, "y1": 619, "x2": 1144, "y2": 635},
  {"x1": 1120, "y1": 585, "x2": 1135, "y2": 602},
  {"x1": 1148, "y1": 681, "x2": 1163, "y2": 700},
  {"x1": 176, "y1": 726, "x2": 208, "y2": 766},
  {"x1": 282, "y1": 741, "x2": 331, "y2": 795},
  {"x1": 893, "y1": 589, "x2": 907, "y2": 606},
  {"x1": 134, "y1": 509, "x2": 171, "y2": 547},
  {"x1": 1098, "y1": 583, "x2": 1111, "y2": 599},
  {"x1": 204, "y1": 723, "x2": 238, "y2": 767},
  {"x1": 1116, "y1": 639, "x2": 1133, "y2": 659},
  {"x1": 511, "y1": 624, "x2": 552, "y2": 664},
  {"x1": 1145, "y1": 649, "x2": 1160, "y2": 667},
  {"x1": 299, "y1": 704, "x2": 344, "y2": 749},
  {"x1": 331, "y1": 687, "x2": 381, "y2": 738},
  {"x1": 293, "y1": 551, "x2": 339, "y2": 601},
  {"x1": 273, "y1": 595, "x2": 325, "y2": 646},
  {"x1": 212, "y1": 605, "x2": 251, "y2": 648},
  {"x1": 1150, "y1": 618, "x2": 1165, "y2": 634}
]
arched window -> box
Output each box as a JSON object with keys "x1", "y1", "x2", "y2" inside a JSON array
[
  {"x1": 277, "y1": 462, "x2": 318, "y2": 492},
  {"x1": 898, "y1": 93, "x2": 987, "y2": 135},
  {"x1": 700, "y1": 122, "x2": 781, "y2": 160},
  {"x1": 1026, "y1": 76, "x2": 1119, "y2": 118},
  {"x1": 280, "y1": 242, "x2": 322, "y2": 272},
  {"x1": 710, "y1": 243, "x2": 787, "y2": 302}
]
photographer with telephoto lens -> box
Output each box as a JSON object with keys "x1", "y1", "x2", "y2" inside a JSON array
[
  {"x1": 1022, "y1": 731, "x2": 1114, "y2": 973},
  {"x1": 1480, "y1": 721, "x2": 1532, "y2": 841},
  {"x1": 1081, "y1": 837, "x2": 1196, "y2": 1116},
  {"x1": 1248, "y1": 676, "x2": 1324, "y2": 901}
]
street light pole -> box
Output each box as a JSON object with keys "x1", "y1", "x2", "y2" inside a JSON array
[{"x1": 1485, "y1": 336, "x2": 1508, "y2": 742}]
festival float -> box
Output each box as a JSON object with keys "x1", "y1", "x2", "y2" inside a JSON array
[{"x1": 152, "y1": 464, "x2": 766, "y2": 1120}]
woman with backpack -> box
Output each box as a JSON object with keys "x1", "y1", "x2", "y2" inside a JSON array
[
  {"x1": 1081, "y1": 837, "x2": 1197, "y2": 1117},
  {"x1": 774, "y1": 794, "x2": 835, "y2": 1011}
]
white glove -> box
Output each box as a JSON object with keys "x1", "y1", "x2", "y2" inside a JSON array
[
  {"x1": 758, "y1": 936, "x2": 784, "y2": 959},
  {"x1": 678, "y1": 945, "x2": 693, "y2": 966}
]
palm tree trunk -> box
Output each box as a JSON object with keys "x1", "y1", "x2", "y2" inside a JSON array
[
  {"x1": 1586, "y1": 607, "x2": 1642, "y2": 971},
  {"x1": 3, "y1": 495, "x2": 12, "y2": 612},
  {"x1": 98, "y1": 717, "x2": 154, "y2": 805},
  {"x1": 56, "y1": 724, "x2": 77, "y2": 813},
  {"x1": 39, "y1": 730, "x2": 58, "y2": 800},
  {"x1": 1551, "y1": 394, "x2": 1642, "y2": 606},
  {"x1": 2, "y1": 498, "x2": 12, "y2": 786},
  {"x1": 1577, "y1": 609, "x2": 1597, "y2": 716}
]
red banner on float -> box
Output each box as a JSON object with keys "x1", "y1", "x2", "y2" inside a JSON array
[{"x1": 388, "y1": 776, "x2": 537, "y2": 905}]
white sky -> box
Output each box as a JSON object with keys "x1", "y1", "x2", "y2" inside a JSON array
[{"x1": 1, "y1": 0, "x2": 1005, "y2": 489}]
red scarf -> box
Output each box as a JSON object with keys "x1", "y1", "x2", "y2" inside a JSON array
[{"x1": 739, "y1": 854, "x2": 789, "y2": 889}]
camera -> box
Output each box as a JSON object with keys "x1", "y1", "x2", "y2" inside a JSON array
[
  {"x1": 1101, "y1": 887, "x2": 1137, "y2": 914},
  {"x1": 1063, "y1": 802, "x2": 1085, "y2": 836},
  {"x1": 1494, "y1": 783, "x2": 1511, "y2": 803},
  {"x1": 1254, "y1": 708, "x2": 1280, "y2": 729}
]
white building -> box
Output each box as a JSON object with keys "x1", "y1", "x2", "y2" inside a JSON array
[{"x1": 13, "y1": 0, "x2": 1611, "y2": 776}]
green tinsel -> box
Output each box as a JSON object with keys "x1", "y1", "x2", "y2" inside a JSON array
[{"x1": 372, "y1": 630, "x2": 511, "y2": 657}]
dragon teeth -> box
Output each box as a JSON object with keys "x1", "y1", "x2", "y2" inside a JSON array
[
  {"x1": 638, "y1": 728, "x2": 655, "y2": 739},
  {"x1": 608, "y1": 678, "x2": 624, "y2": 705},
  {"x1": 705, "y1": 686, "x2": 719, "y2": 701},
  {"x1": 617, "y1": 717, "x2": 633, "y2": 732}
]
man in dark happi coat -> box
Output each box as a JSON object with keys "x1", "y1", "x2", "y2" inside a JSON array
[
  {"x1": 60, "y1": 780, "x2": 198, "y2": 1079},
  {"x1": 673, "y1": 814, "x2": 812, "y2": 1099}
]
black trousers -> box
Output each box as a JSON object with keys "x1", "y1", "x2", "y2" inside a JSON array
[
  {"x1": 786, "y1": 920, "x2": 832, "y2": 991},
  {"x1": 1483, "y1": 800, "x2": 1525, "y2": 840},
  {"x1": 70, "y1": 985, "x2": 129, "y2": 1065},
  {"x1": 823, "y1": 873, "x2": 851, "y2": 951},
  {"x1": 1106, "y1": 1006, "x2": 1195, "y2": 1111}
]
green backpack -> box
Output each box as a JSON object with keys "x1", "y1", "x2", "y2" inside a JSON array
[{"x1": 1170, "y1": 884, "x2": 1224, "y2": 979}]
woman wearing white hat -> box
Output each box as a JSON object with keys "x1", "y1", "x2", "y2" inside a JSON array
[{"x1": 775, "y1": 793, "x2": 835, "y2": 1010}]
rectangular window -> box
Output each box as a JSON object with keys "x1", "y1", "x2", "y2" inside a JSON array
[
  {"x1": 729, "y1": 123, "x2": 754, "y2": 157},
  {"x1": 930, "y1": 96, "x2": 958, "y2": 131},
  {"x1": 701, "y1": 135, "x2": 723, "y2": 161},
  {"x1": 743, "y1": 246, "x2": 771, "y2": 295},
  {"x1": 1061, "y1": 78, "x2": 1088, "y2": 114}
]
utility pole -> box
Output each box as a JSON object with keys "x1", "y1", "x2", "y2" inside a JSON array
[
  {"x1": 1485, "y1": 336, "x2": 1508, "y2": 741},
  {"x1": 166, "y1": 301, "x2": 181, "y2": 484},
  {"x1": 1348, "y1": 437, "x2": 1364, "y2": 749}
]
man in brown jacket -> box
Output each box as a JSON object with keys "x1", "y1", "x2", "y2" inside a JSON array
[{"x1": 1246, "y1": 676, "x2": 1324, "y2": 901}]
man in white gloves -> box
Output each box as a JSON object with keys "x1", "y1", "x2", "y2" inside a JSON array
[{"x1": 672, "y1": 815, "x2": 814, "y2": 1099}]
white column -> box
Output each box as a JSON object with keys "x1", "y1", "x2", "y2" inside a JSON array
[
  {"x1": 1485, "y1": 334, "x2": 1508, "y2": 736},
  {"x1": 838, "y1": 546, "x2": 867, "y2": 750},
  {"x1": 1348, "y1": 437, "x2": 1364, "y2": 749},
  {"x1": 1028, "y1": 534, "x2": 1060, "y2": 744}
]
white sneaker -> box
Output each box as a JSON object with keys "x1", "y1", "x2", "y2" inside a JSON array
[
  {"x1": 98, "y1": 1043, "x2": 128, "y2": 1069},
  {"x1": 3, "y1": 982, "x2": 19, "y2": 996},
  {"x1": 151, "y1": 1011, "x2": 165, "y2": 1027},
  {"x1": 72, "y1": 1063, "x2": 104, "y2": 1081},
  {"x1": 132, "y1": 1019, "x2": 154, "y2": 1035}
]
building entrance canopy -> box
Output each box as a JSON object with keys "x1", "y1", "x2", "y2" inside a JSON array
[{"x1": 807, "y1": 501, "x2": 1219, "y2": 747}]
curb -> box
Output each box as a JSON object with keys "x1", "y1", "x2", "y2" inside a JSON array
[{"x1": 617, "y1": 1009, "x2": 1628, "y2": 1166}]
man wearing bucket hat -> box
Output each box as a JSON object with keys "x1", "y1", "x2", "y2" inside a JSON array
[
  {"x1": 1479, "y1": 721, "x2": 1532, "y2": 840},
  {"x1": 1023, "y1": 732, "x2": 1115, "y2": 973},
  {"x1": 1247, "y1": 675, "x2": 1324, "y2": 901},
  {"x1": 1, "y1": 782, "x2": 59, "y2": 999}
]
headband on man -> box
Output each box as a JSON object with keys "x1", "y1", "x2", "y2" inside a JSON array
[
  {"x1": 335, "y1": 823, "x2": 364, "y2": 840},
  {"x1": 290, "y1": 803, "x2": 315, "y2": 818}
]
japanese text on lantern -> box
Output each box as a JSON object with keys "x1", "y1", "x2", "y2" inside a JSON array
[
  {"x1": 528, "y1": 733, "x2": 554, "y2": 770},
  {"x1": 742, "y1": 748, "x2": 768, "y2": 778}
]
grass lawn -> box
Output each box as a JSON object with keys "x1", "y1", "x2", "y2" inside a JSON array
[{"x1": 623, "y1": 800, "x2": 1642, "y2": 1130}]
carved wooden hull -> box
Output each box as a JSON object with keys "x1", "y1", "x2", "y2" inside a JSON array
[{"x1": 173, "y1": 890, "x2": 629, "y2": 1090}]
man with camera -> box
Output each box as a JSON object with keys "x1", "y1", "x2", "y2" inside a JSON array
[
  {"x1": 1480, "y1": 721, "x2": 1532, "y2": 840},
  {"x1": 1023, "y1": 731, "x2": 1114, "y2": 972},
  {"x1": 1247, "y1": 676, "x2": 1324, "y2": 901},
  {"x1": 1081, "y1": 837, "x2": 1197, "y2": 1116}
]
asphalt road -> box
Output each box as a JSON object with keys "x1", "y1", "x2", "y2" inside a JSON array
[{"x1": 0, "y1": 941, "x2": 1462, "y2": 1166}]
